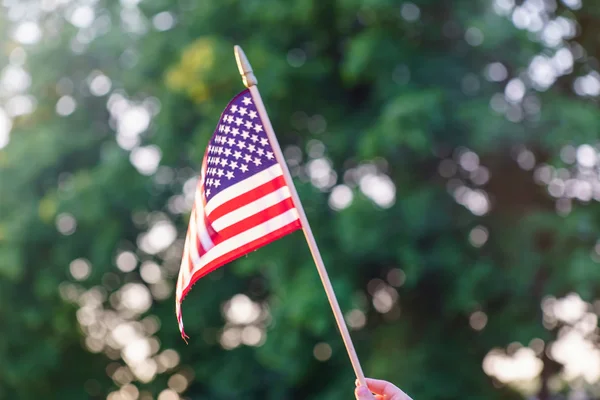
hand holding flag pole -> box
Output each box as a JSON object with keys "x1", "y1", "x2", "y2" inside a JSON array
[{"x1": 234, "y1": 45, "x2": 367, "y2": 387}]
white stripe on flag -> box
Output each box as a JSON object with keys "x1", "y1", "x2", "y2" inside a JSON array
[
  {"x1": 205, "y1": 164, "x2": 284, "y2": 216},
  {"x1": 190, "y1": 208, "x2": 299, "y2": 271},
  {"x1": 176, "y1": 234, "x2": 189, "y2": 299},
  {"x1": 194, "y1": 198, "x2": 215, "y2": 251},
  {"x1": 190, "y1": 212, "x2": 206, "y2": 268},
  {"x1": 211, "y1": 187, "x2": 292, "y2": 232}
]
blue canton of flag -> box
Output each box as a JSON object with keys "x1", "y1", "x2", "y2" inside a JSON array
[{"x1": 204, "y1": 94, "x2": 276, "y2": 200}]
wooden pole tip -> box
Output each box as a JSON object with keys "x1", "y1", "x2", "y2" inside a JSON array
[{"x1": 234, "y1": 45, "x2": 257, "y2": 88}]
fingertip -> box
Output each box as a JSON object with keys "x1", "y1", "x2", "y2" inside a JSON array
[{"x1": 355, "y1": 386, "x2": 373, "y2": 400}]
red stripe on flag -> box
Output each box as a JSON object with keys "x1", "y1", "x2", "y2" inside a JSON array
[
  {"x1": 193, "y1": 198, "x2": 295, "y2": 262},
  {"x1": 186, "y1": 248, "x2": 195, "y2": 275},
  {"x1": 207, "y1": 198, "x2": 295, "y2": 248},
  {"x1": 180, "y1": 219, "x2": 301, "y2": 302},
  {"x1": 207, "y1": 175, "x2": 287, "y2": 220}
]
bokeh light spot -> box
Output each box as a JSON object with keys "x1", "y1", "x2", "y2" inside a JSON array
[{"x1": 313, "y1": 342, "x2": 332, "y2": 361}]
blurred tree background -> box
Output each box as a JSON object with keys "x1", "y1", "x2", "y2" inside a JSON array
[{"x1": 1, "y1": 0, "x2": 600, "y2": 399}]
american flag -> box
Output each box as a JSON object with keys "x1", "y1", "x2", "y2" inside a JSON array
[{"x1": 176, "y1": 89, "x2": 301, "y2": 339}]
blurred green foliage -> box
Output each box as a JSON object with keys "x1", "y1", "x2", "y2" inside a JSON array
[{"x1": 1, "y1": 0, "x2": 600, "y2": 399}]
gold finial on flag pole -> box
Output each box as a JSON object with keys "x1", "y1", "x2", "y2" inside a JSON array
[
  {"x1": 234, "y1": 45, "x2": 257, "y2": 88},
  {"x1": 232, "y1": 45, "x2": 367, "y2": 388}
]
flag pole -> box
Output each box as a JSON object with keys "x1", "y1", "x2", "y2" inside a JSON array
[{"x1": 234, "y1": 45, "x2": 367, "y2": 387}]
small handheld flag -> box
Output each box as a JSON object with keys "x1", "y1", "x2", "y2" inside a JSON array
[
  {"x1": 175, "y1": 45, "x2": 367, "y2": 387},
  {"x1": 175, "y1": 90, "x2": 301, "y2": 338}
]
